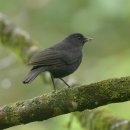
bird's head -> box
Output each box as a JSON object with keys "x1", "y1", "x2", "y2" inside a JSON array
[{"x1": 66, "y1": 33, "x2": 93, "y2": 46}]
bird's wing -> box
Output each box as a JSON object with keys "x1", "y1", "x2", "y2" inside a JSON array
[
  {"x1": 29, "y1": 49, "x2": 62, "y2": 66},
  {"x1": 29, "y1": 48, "x2": 80, "y2": 66}
]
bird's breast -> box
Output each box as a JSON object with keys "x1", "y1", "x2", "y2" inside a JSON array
[{"x1": 50, "y1": 56, "x2": 82, "y2": 78}]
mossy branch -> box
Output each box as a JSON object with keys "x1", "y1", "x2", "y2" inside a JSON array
[
  {"x1": 75, "y1": 109, "x2": 130, "y2": 130},
  {"x1": 0, "y1": 13, "x2": 49, "y2": 84},
  {"x1": 0, "y1": 13, "x2": 39, "y2": 63},
  {"x1": 0, "y1": 76, "x2": 130, "y2": 129}
]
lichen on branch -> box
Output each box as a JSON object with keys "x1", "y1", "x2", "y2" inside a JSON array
[
  {"x1": 0, "y1": 13, "x2": 38, "y2": 63},
  {"x1": 75, "y1": 109, "x2": 130, "y2": 130},
  {"x1": 0, "y1": 76, "x2": 130, "y2": 129}
]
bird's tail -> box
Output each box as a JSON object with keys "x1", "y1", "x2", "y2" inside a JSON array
[{"x1": 22, "y1": 67, "x2": 45, "y2": 84}]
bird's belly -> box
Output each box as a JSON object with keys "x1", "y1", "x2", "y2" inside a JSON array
[{"x1": 50, "y1": 59, "x2": 81, "y2": 78}]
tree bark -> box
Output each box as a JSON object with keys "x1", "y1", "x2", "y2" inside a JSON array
[
  {"x1": 0, "y1": 76, "x2": 130, "y2": 129},
  {"x1": 75, "y1": 109, "x2": 130, "y2": 130},
  {"x1": 0, "y1": 13, "x2": 39, "y2": 63}
]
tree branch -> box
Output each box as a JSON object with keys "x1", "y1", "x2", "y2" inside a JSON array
[
  {"x1": 0, "y1": 13, "x2": 39, "y2": 63},
  {"x1": 0, "y1": 76, "x2": 130, "y2": 129},
  {"x1": 0, "y1": 13, "x2": 50, "y2": 84},
  {"x1": 75, "y1": 109, "x2": 130, "y2": 130}
]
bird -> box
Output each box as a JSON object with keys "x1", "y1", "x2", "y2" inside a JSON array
[{"x1": 22, "y1": 33, "x2": 93, "y2": 89}]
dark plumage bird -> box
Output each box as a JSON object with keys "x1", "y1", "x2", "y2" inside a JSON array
[{"x1": 23, "y1": 33, "x2": 93, "y2": 89}]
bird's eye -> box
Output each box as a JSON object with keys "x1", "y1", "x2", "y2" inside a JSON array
[{"x1": 77, "y1": 36, "x2": 82, "y2": 40}]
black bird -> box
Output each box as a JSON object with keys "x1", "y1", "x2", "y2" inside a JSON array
[{"x1": 23, "y1": 33, "x2": 93, "y2": 89}]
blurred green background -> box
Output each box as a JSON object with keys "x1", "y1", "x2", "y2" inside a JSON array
[{"x1": 0, "y1": 0, "x2": 130, "y2": 130}]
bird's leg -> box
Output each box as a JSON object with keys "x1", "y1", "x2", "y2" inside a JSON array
[
  {"x1": 50, "y1": 74, "x2": 56, "y2": 90},
  {"x1": 59, "y1": 78, "x2": 71, "y2": 88}
]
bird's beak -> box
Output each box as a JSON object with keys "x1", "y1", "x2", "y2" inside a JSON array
[{"x1": 85, "y1": 37, "x2": 93, "y2": 42}]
